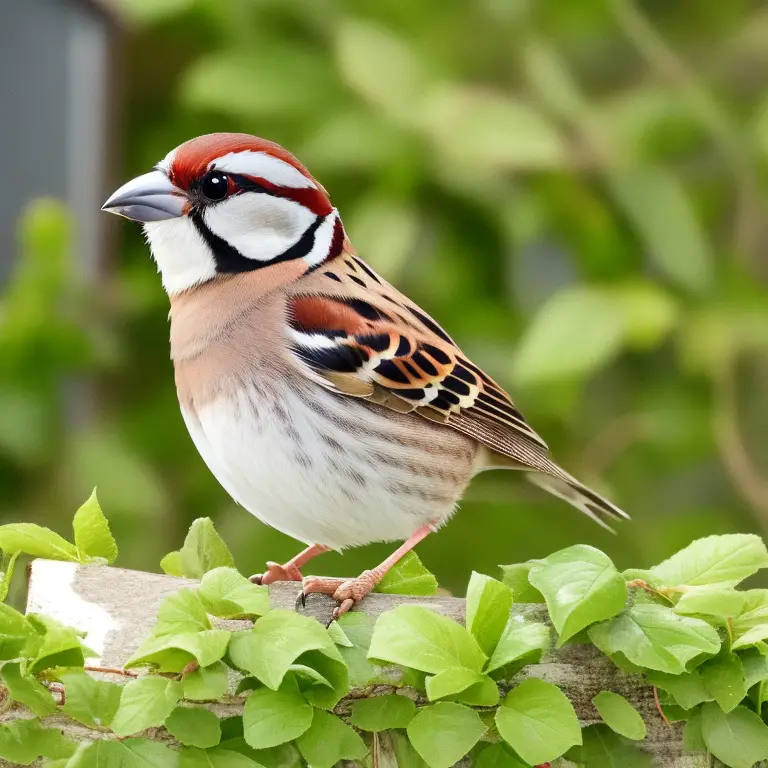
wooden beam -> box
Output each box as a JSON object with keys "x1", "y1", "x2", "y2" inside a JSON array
[{"x1": 1, "y1": 560, "x2": 709, "y2": 767}]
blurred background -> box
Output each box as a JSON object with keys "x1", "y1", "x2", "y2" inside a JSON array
[{"x1": 2, "y1": 0, "x2": 768, "y2": 593}]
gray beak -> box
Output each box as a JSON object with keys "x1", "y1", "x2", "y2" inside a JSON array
[{"x1": 102, "y1": 170, "x2": 186, "y2": 222}]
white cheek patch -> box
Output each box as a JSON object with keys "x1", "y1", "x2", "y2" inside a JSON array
[
  {"x1": 143, "y1": 218, "x2": 217, "y2": 295},
  {"x1": 214, "y1": 151, "x2": 316, "y2": 189},
  {"x1": 203, "y1": 194, "x2": 316, "y2": 263}
]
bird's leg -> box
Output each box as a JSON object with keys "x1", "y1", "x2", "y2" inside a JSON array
[
  {"x1": 302, "y1": 522, "x2": 436, "y2": 619},
  {"x1": 250, "y1": 544, "x2": 331, "y2": 585}
]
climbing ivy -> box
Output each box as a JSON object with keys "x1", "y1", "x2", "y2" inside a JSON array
[{"x1": 0, "y1": 495, "x2": 768, "y2": 766}]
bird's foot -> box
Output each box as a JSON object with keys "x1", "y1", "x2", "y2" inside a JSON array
[
  {"x1": 249, "y1": 560, "x2": 303, "y2": 585},
  {"x1": 301, "y1": 570, "x2": 380, "y2": 619}
]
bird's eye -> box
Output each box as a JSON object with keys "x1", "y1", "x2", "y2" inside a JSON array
[{"x1": 200, "y1": 171, "x2": 231, "y2": 202}]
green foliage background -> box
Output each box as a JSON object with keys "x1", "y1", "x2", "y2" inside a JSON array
[{"x1": 3, "y1": 0, "x2": 768, "y2": 592}]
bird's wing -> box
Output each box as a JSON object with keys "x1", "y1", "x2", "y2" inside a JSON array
[
  {"x1": 286, "y1": 250, "x2": 629, "y2": 528},
  {"x1": 285, "y1": 251, "x2": 547, "y2": 450}
]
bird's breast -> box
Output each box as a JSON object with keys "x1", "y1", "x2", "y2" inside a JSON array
[{"x1": 180, "y1": 381, "x2": 480, "y2": 549}]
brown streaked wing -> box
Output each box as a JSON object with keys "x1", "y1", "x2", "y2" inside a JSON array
[{"x1": 286, "y1": 253, "x2": 547, "y2": 450}]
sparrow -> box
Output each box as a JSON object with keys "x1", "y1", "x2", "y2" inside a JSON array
[{"x1": 102, "y1": 133, "x2": 628, "y2": 617}]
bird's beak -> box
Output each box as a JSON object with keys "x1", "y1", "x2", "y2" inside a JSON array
[{"x1": 102, "y1": 170, "x2": 186, "y2": 222}]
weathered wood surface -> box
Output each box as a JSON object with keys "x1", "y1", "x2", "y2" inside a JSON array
[{"x1": 1, "y1": 560, "x2": 712, "y2": 767}]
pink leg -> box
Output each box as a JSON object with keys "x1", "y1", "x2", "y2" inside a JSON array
[
  {"x1": 302, "y1": 523, "x2": 435, "y2": 618},
  {"x1": 250, "y1": 544, "x2": 331, "y2": 585}
]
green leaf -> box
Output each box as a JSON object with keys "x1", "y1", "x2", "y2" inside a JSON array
[
  {"x1": 423, "y1": 86, "x2": 566, "y2": 171},
  {"x1": 592, "y1": 691, "x2": 646, "y2": 740},
  {"x1": 683, "y1": 707, "x2": 706, "y2": 752},
  {"x1": 529, "y1": 545, "x2": 627, "y2": 645},
  {"x1": 569, "y1": 724, "x2": 651, "y2": 768},
  {"x1": 615, "y1": 280, "x2": 679, "y2": 350},
  {"x1": 229, "y1": 610, "x2": 347, "y2": 697},
  {"x1": 153, "y1": 589, "x2": 211, "y2": 635},
  {"x1": 231, "y1": 742, "x2": 299, "y2": 768},
  {"x1": 372, "y1": 730, "x2": 428, "y2": 768},
  {"x1": 732, "y1": 622, "x2": 768, "y2": 649},
  {"x1": 336, "y1": 19, "x2": 431, "y2": 122},
  {"x1": 199, "y1": 568, "x2": 270, "y2": 619},
  {"x1": 0, "y1": 719, "x2": 75, "y2": 765},
  {"x1": 181, "y1": 47, "x2": 335, "y2": 121},
  {"x1": 0, "y1": 604, "x2": 36, "y2": 661},
  {"x1": 289, "y1": 649, "x2": 348, "y2": 709},
  {"x1": 674, "y1": 586, "x2": 746, "y2": 618},
  {"x1": 407, "y1": 702, "x2": 485, "y2": 768},
  {"x1": 622, "y1": 568, "x2": 661, "y2": 586},
  {"x1": 296, "y1": 709, "x2": 367, "y2": 768},
  {"x1": 425, "y1": 666, "x2": 496, "y2": 704},
  {"x1": 350, "y1": 693, "x2": 417, "y2": 732},
  {"x1": 513, "y1": 286, "x2": 626, "y2": 384},
  {"x1": 699, "y1": 650, "x2": 747, "y2": 712},
  {"x1": 27, "y1": 614, "x2": 86, "y2": 672},
  {"x1": 178, "y1": 518, "x2": 236, "y2": 579},
  {"x1": 588, "y1": 604, "x2": 720, "y2": 674},
  {"x1": 242, "y1": 686, "x2": 313, "y2": 750},
  {"x1": 733, "y1": 590, "x2": 768, "y2": 638},
  {"x1": 496, "y1": 679, "x2": 581, "y2": 764},
  {"x1": 700, "y1": 702, "x2": 768, "y2": 768},
  {"x1": 111, "y1": 676, "x2": 182, "y2": 737},
  {"x1": 180, "y1": 746, "x2": 265, "y2": 767},
  {"x1": 645, "y1": 670, "x2": 712, "y2": 710},
  {"x1": 63, "y1": 738, "x2": 178, "y2": 767},
  {"x1": 166, "y1": 706, "x2": 222, "y2": 749},
  {"x1": 368, "y1": 605, "x2": 486, "y2": 674},
  {"x1": 464, "y1": 678, "x2": 505, "y2": 709},
  {"x1": 486, "y1": 619, "x2": 550, "y2": 673},
  {"x1": 475, "y1": 743, "x2": 529, "y2": 768},
  {"x1": 1, "y1": 662, "x2": 55, "y2": 715},
  {"x1": 499, "y1": 563, "x2": 545, "y2": 603},
  {"x1": 126, "y1": 629, "x2": 230, "y2": 673},
  {"x1": 651, "y1": 534, "x2": 768, "y2": 587},
  {"x1": 160, "y1": 551, "x2": 185, "y2": 577},
  {"x1": 741, "y1": 648, "x2": 768, "y2": 688},
  {"x1": 608, "y1": 168, "x2": 713, "y2": 293},
  {"x1": 0, "y1": 523, "x2": 78, "y2": 561},
  {"x1": 465, "y1": 572, "x2": 513, "y2": 657},
  {"x1": 72, "y1": 488, "x2": 118, "y2": 564},
  {"x1": 375, "y1": 551, "x2": 438, "y2": 596},
  {"x1": 335, "y1": 612, "x2": 388, "y2": 688},
  {"x1": 326, "y1": 621, "x2": 353, "y2": 648},
  {"x1": 182, "y1": 661, "x2": 230, "y2": 701},
  {"x1": 0, "y1": 552, "x2": 19, "y2": 603},
  {"x1": 59, "y1": 669, "x2": 122, "y2": 727}
]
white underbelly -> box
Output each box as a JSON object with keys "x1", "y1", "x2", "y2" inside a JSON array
[{"x1": 181, "y1": 385, "x2": 476, "y2": 549}]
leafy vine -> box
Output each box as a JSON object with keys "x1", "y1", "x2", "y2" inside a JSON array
[{"x1": 0, "y1": 492, "x2": 767, "y2": 766}]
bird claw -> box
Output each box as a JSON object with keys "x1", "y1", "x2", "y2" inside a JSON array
[
  {"x1": 249, "y1": 560, "x2": 304, "y2": 585},
  {"x1": 301, "y1": 571, "x2": 378, "y2": 619}
]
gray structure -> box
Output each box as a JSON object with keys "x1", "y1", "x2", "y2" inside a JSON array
[{"x1": 1, "y1": 0, "x2": 117, "y2": 282}]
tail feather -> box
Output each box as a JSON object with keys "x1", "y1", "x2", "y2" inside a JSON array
[
  {"x1": 471, "y1": 427, "x2": 629, "y2": 530},
  {"x1": 526, "y1": 469, "x2": 629, "y2": 532}
]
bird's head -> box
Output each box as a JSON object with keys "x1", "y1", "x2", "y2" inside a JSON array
[{"x1": 102, "y1": 133, "x2": 345, "y2": 295}]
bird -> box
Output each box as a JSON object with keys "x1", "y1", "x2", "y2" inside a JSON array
[{"x1": 102, "y1": 132, "x2": 628, "y2": 617}]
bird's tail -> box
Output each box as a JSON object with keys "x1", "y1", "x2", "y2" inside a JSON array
[{"x1": 525, "y1": 464, "x2": 629, "y2": 532}]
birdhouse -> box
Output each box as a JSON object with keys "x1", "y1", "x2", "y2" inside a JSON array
[{"x1": 0, "y1": 0, "x2": 120, "y2": 283}]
